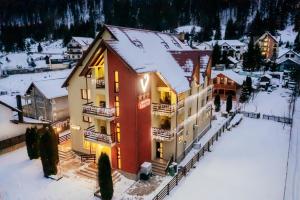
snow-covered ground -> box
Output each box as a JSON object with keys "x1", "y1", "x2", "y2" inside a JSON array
[
  {"x1": 243, "y1": 86, "x2": 293, "y2": 117},
  {"x1": 284, "y1": 98, "x2": 300, "y2": 200},
  {"x1": 0, "y1": 69, "x2": 71, "y2": 95},
  {"x1": 175, "y1": 25, "x2": 201, "y2": 33},
  {"x1": 278, "y1": 25, "x2": 298, "y2": 44},
  {"x1": 166, "y1": 85, "x2": 293, "y2": 200}
]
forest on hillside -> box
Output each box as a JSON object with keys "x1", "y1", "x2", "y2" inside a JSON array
[{"x1": 0, "y1": 0, "x2": 299, "y2": 52}]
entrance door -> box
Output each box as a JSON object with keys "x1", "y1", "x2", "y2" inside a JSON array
[{"x1": 156, "y1": 142, "x2": 163, "y2": 159}]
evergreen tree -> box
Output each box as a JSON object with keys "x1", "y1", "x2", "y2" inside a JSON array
[
  {"x1": 212, "y1": 43, "x2": 221, "y2": 67},
  {"x1": 249, "y1": 11, "x2": 264, "y2": 36},
  {"x1": 98, "y1": 153, "x2": 113, "y2": 200},
  {"x1": 214, "y1": 94, "x2": 221, "y2": 112},
  {"x1": 294, "y1": 32, "x2": 300, "y2": 53},
  {"x1": 254, "y1": 43, "x2": 263, "y2": 70},
  {"x1": 224, "y1": 19, "x2": 237, "y2": 40},
  {"x1": 39, "y1": 126, "x2": 59, "y2": 177},
  {"x1": 245, "y1": 76, "x2": 253, "y2": 95},
  {"x1": 239, "y1": 81, "x2": 249, "y2": 103},
  {"x1": 243, "y1": 37, "x2": 257, "y2": 71},
  {"x1": 226, "y1": 94, "x2": 232, "y2": 113},
  {"x1": 37, "y1": 43, "x2": 43, "y2": 53},
  {"x1": 25, "y1": 127, "x2": 40, "y2": 159},
  {"x1": 214, "y1": 15, "x2": 222, "y2": 40}
]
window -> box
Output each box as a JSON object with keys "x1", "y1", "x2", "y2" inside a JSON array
[
  {"x1": 117, "y1": 147, "x2": 121, "y2": 169},
  {"x1": 291, "y1": 54, "x2": 295, "y2": 58},
  {"x1": 81, "y1": 89, "x2": 90, "y2": 100},
  {"x1": 116, "y1": 123, "x2": 121, "y2": 143},
  {"x1": 115, "y1": 96, "x2": 120, "y2": 117},
  {"x1": 83, "y1": 116, "x2": 92, "y2": 122},
  {"x1": 114, "y1": 71, "x2": 119, "y2": 93}
]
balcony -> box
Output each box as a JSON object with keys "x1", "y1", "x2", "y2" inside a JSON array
[
  {"x1": 83, "y1": 126, "x2": 115, "y2": 144},
  {"x1": 152, "y1": 101, "x2": 184, "y2": 116},
  {"x1": 213, "y1": 83, "x2": 237, "y2": 91},
  {"x1": 96, "y1": 78, "x2": 105, "y2": 89},
  {"x1": 82, "y1": 103, "x2": 115, "y2": 120},
  {"x1": 152, "y1": 127, "x2": 175, "y2": 141}
]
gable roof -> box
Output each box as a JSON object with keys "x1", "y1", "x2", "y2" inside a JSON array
[
  {"x1": 256, "y1": 32, "x2": 279, "y2": 43},
  {"x1": 71, "y1": 37, "x2": 94, "y2": 47},
  {"x1": 27, "y1": 78, "x2": 68, "y2": 99},
  {"x1": 212, "y1": 70, "x2": 245, "y2": 85}
]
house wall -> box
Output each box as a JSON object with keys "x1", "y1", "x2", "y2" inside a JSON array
[
  {"x1": 212, "y1": 74, "x2": 240, "y2": 100},
  {"x1": 52, "y1": 96, "x2": 69, "y2": 122},
  {"x1": 258, "y1": 35, "x2": 278, "y2": 60}
]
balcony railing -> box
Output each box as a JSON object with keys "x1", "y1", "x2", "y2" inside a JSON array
[
  {"x1": 82, "y1": 103, "x2": 115, "y2": 119},
  {"x1": 152, "y1": 127, "x2": 175, "y2": 141},
  {"x1": 83, "y1": 126, "x2": 115, "y2": 144},
  {"x1": 96, "y1": 78, "x2": 105, "y2": 89},
  {"x1": 213, "y1": 83, "x2": 237, "y2": 90}
]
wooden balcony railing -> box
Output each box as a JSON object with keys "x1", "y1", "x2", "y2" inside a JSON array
[
  {"x1": 83, "y1": 126, "x2": 115, "y2": 144},
  {"x1": 152, "y1": 127, "x2": 176, "y2": 141},
  {"x1": 213, "y1": 83, "x2": 237, "y2": 90},
  {"x1": 96, "y1": 78, "x2": 105, "y2": 89},
  {"x1": 82, "y1": 103, "x2": 115, "y2": 118},
  {"x1": 152, "y1": 100, "x2": 184, "y2": 114}
]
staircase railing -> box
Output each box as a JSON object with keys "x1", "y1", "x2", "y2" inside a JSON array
[{"x1": 164, "y1": 155, "x2": 174, "y2": 174}]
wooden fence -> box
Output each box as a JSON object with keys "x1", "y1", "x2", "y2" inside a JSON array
[
  {"x1": 152, "y1": 114, "x2": 236, "y2": 200},
  {"x1": 262, "y1": 114, "x2": 292, "y2": 124},
  {"x1": 240, "y1": 111, "x2": 260, "y2": 119}
]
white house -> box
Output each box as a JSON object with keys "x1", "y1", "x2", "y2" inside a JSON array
[
  {"x1": 65, "y1": 37, "x2": 94, "y2": 60},
  {"x1": 276, "y1": 49, "x2": 300, "y2": 72},
  {"x1": 196, "y1": 40, "x2": 247, "y2": 61}
]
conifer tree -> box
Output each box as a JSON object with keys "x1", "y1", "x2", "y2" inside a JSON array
[
  {"x1": 25, "y1": 127, "x2": 40, "y2": 159},
  {"x1": 239, "y1": 81, "x2": 249, "y2": 103},
  {"x1": 225, "y1": 19, "x2": 237, "y2": 39},
  {"x1": 212, "y1": 43, "x2": 221, "y2": 67},
  {"x1": 245, "y1": 76, "x2": 253, "y2": 95},
  {"x1": 214, "y1": 15, "x2": 222, "y2": 40},
  {"x1": 39, "y1": 126, "x2": 58, "y2": 177},
  {"x1": 214, "y1": 94, "x2": 221, "y2": 112},
  {"x1": 294, "y1": 32, "x2": 300, "y2": 53},
  {"x1": 226, "y1": 94, "x2": 232, "y2": 113},
  {"x1": 98, "y1": 153, "x2": 113, "y2": 200},
  {"x1": 37, "y1": 43, "x2": 43, "y2": 53}
]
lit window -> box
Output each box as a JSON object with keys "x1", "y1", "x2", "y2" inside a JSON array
[
  {"x1": 117, "y1": 147, "x2": 121, "y2": 169},
  {"x1": 115, "y1": 96, "x2": 120, "y2": 117},
  {"x1": 116, "y1": 123, "x2": 121, "y2": 143},
  {"x1": 114, "y1": 71, "x2": 119, "y2": 93},
  {"x1": 81, "y1": 89, "x2": 90, "y2": 100}
]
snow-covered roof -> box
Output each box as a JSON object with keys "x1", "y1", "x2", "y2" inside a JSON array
[
  {"x1": 104, "y1": 25, "x2": 192, "y2": 93},
  {"x1": 256, "y1": 32, "x2": 280, "y2": 43},
  {"x1": 27, "y1": 78, "x2": 68, "y2": 99},
  {"x1": 227, "y1": 56, "x2": 239, "y2": 64},
  {"x1": 175, "y1": 25, "x2": 202, "y2": 33},
  {"x1": 72, "y1": 37, "x2": 94, "y2": 47},
  {"x1": 261, "y1": 74, "x2": 272, "y2": 80},
  {"x1": 0, "y1": 95, "x2": 20, "y2": 112},
  {"x1": 203, "y1": 40, "x2": 246, "y2": 48},
  {"x1": 212, "y1": 70, "x2": 245, "y2": 85},
  {"x1": 276, "y1": 49, "x2": 300, "y2": 65}
]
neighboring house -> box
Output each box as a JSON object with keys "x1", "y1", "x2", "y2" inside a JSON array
[
  {"x1": 259, "y1": 74, "x2": 272, "y2": 87},
  {"x1": 276, "y1": 49, "x2": 300, "y2": 71},
  {"x1": 23, "y1": 78, "x2": 69, "y2": 125},
  {"x1": 196, "y1": 40, "x2": 247, "y2": 61},
  {"x1": 212, "y1": 70, "x2": 245, "y2": 100},
  {"x1": 254, "y1": 32, "x2": 279, "y2": 61},
  {"x1": 63, "y1": 25, "x2": 213, "y2": 179},
  {"x1": 46, "y1": 54, "x2": 70, "y2": 69},
  {"x1": 0, "y1": 95, "x2": 45, "y2": 152},
  {"x1": 66, "y1": 37, "x2": 94, "y2": 60}
]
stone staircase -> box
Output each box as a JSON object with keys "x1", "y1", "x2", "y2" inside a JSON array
[
  {"x1": 58, "y1": 149, "x2": 76, "y2": 162},
  {"x1": 151, "y1": 159, "x2": 168, "y2": 176},
  {"x1": 76, "y1": 163, "x2": 122, "y2": 184}
]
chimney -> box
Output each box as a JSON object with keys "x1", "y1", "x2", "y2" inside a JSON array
[
  {"x1": 16, "y1": 95, "x2": 24, "y2": 123},
  {"x1": 178, "y1": 32, "x2": 185, "y2": 43}
]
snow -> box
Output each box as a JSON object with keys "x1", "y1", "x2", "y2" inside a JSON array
[
  {"x1": 0, "y1": 69, "x2": 72, "y2": 96},
  {"x1": 105, "y1": 25, "x2": 191, "y2": 93},
  {"x1": 243, "y1": 87, "x2": 292, "y2": 116},
  {"x1": 284, "y1": 98, "x2": 300, "y2": 200},
  {"x1": 0, "y1": 147, "x2": 94, "y2": 200},
  {"x1": 71, "y1": 37, "x2": 94, "y2": 47},
  {"x1": 167, "y1": 118, "x2": 290, "y2": 200},
  {"x1": 212, "y1": 70, "x2": 246, "y2": 85},
  {"x1": 175, "y1": 25, "x2": 202, "y2": 33},
  {"x1": 29, "y1": 78, "x2": 68, "y2": 99},
  {"x1": 278, "y1": 25, "x2": 298, "y2": 44},
  {"x1": 203, "y1": 40, "x2": 246, "y2": 48}
]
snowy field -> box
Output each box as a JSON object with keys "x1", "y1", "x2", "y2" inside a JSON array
[
  {"x1": 0, "y1": 147, "x2": 94, "y2": 200},
  {"x1": 243, "y1": 86, "x2": 292, "y2": 116},
  {"x1": 167, "y1": 117, "x2": 290, "y2": 200}
]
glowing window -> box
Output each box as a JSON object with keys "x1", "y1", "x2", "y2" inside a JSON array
[
  {"x1": 115, "y1": 96, "x2": 120, "y2": 117},
  {"x1": 116, "y1": 123, "x2": 121, "y2": 143},
  {"x1": 114, "y1": 71, "x2": 119, "y2": 93},
  {"x1": 117, "y1": 147, "x2": 121, "y2": 169}
]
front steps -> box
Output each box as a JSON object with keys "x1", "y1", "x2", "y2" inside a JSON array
[
  {"x1": 76, "y1": 163, "x2": 121, "y2": 184},
  {"x1": 151, "y1": 159, "x2": 167, "y2": 176},
  {"x1": 58, "y1": 149, "x2": 76, "y2": 162}
]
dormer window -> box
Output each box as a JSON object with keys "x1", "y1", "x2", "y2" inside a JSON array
[{"x1": 132, "y1": 40, "x2": 143, "y2": 48}]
